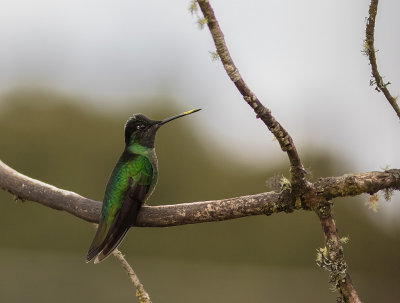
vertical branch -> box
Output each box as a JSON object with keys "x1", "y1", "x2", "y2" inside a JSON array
[
  {"x1": 196, "y1": 0, "x2": 307, "y2": 188},
  {"x1": 113, "y1": 249, "x2": 152, "y2": 303},
  {"x1": 316, "y1": 204, "x2": 361, "y2": 303},
  {"x1": 365, "y1": 0, "x2": 400, "y2": 120},
  {"x1": 195, "y1": 1, "x2": 362, "y2": 299}
]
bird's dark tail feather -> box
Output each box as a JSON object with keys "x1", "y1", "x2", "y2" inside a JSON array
[
  {"x1": 86, "y1": 204, "x2": 140, "y2": 263},
  {"x1": 94, "y1": 229, "x2": 129, "y2": 263},
  {"x1": 86, "y1": 180, "x2": 146, "y2": 263},
  {"x1": 86, "y1": 220, "x2": 109, "y2": 263},
  {"x1": 86, "y1": 226, "x2": 129, "y2": 263}
]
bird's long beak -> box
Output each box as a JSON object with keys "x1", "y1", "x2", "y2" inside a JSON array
[{"x1": 158, "y1": 108, "x2": 201, "y2": 126}]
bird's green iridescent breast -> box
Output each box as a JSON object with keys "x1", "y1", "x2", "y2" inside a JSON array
[{"x1": 102, "y1": 154, "x2": 154, "y2": 224}]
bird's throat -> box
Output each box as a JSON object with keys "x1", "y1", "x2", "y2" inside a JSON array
[{"x1": 127, "y1": 142, "x2": 153, "y2": 156}]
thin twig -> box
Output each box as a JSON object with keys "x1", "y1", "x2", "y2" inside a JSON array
[
  {"x1": 90, "y1": 223, "x2": 152, "y2": 302},
  {"x1": 196, "y1": 0, "x2": 307, "y2": 188},
  {"x1": 365, "y1": 0, "x2": 400, "y2": 119},
  {"x1": 316, "y1": 204, "x2": 362, "y2": 303},
  {"x1": 113, "y1": 249, "x2": 152, "y2": 303},
  {"x1": 1, "y1": 160, "x2": 400, "y2": 226}
]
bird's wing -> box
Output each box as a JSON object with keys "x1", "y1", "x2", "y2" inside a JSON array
[{"x1": 86, "y1": 156, "x2": 153, "y2": 263}]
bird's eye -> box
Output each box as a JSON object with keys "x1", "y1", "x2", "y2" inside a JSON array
[{"x1": 136, "y1": 124, "x2": 145, "y2": 130}]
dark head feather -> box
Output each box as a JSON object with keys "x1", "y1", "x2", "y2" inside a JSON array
[{"x1": 124, "y1": 114, "x2": 160, "y2": 147}]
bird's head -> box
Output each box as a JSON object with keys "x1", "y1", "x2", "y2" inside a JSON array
[{"x1": 124, "y1": 109, "x2": 201, "y2": 148}]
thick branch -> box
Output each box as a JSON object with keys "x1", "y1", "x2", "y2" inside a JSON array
[
  {"x1": 196, "y1": 0, "x2": 307, "y2": 187},
  {"x1": 1, "y1": 160, "x2": 399, "y2": 227},
  {"x1": 0, "y1": 160, "x2": 102, "y2": 222},
  {"x1": 365, "y1": 0, "x2": 400, "y2": 120},
  {"x1": 314, "y1": 169, "x2": 400, "y2": 199},
  {"x1": 0, "y1": 160, "x2": 291, "y2": 226}
]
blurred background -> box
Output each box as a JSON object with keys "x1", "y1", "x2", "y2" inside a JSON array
[{"x1": 0, "y1": 0, "x2": 399, "y2": 302}]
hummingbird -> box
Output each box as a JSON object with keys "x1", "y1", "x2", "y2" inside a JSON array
[{"x1": 86, "y1": 108, "x2": 201, "y2": 263}]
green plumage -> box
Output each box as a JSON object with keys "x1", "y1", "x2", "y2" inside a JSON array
[
  {"x1": 103, "y1": 154, "x2": 154, "y2": 225},
  {"x1": 86, "y1": 109, "x2": 200, "y2": 263},
  {"x1": 86, "y1": 149, "x2": 157, "y2": 263}
]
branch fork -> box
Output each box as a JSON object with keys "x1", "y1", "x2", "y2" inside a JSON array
[{"x1": 0, "y1": 0, "x2": 399, "y2": 302}]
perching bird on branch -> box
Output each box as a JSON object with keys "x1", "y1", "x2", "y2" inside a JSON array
[{"x1": 86, "y1": 109, "x2": 201, "y2": 263}]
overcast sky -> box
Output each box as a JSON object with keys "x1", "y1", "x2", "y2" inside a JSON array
[{"x1": 0, "y1": 0, "x2": 399, "y2": 227}]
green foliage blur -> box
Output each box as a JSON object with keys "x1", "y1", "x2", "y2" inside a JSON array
[{"x1": 0, "y1": 89, "x2": 399, "y2": 302}]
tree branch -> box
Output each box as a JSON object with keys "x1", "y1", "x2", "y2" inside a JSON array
[
  {"x1": 112, "y1": 249, "x2": 152, "y2": 303},
  {"x1": 1, "y1": 1, "x2": 397, "y2": 302},
  {"x1": 316, "y1": 204, "x2": 362, "y2": 303},
  {"x1": 314, "y1": 169, "x2": 400, "y2": 200},
  {"x1": 0, "y1": 160, "x2": 290, "y2": 226},
  {"x1": 1, "y1": 160, "x2": 399, "y2": 227},
  {"x1": 0, "y1": 160, "x2": 101, "y2": 222},
  {"x1": 196, "y1": 0, "x2": 307, "y2": 187},
  {"x1": 365, "y1": 0, "x2": 400, "y2": 120}
]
